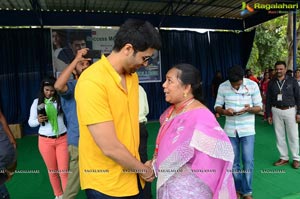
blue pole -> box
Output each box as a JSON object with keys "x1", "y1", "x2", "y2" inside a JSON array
[{"x1": 293, "y1": 11, "x2": 297, "y2": 71}]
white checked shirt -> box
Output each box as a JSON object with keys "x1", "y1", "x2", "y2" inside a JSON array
[
  {"x1": 139, "y1": 85, "x2": 149, "y2": 123},
  {"x1": 214, "y1": 78, "x2": 262, "y2": 137}
]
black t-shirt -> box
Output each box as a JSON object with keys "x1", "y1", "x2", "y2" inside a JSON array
[{"x1": 266, "y1": 76, "x2": 300, "y2": 116}]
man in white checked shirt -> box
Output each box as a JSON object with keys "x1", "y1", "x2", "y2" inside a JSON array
[{"x1": 214, "y1": 65, "x2": 262, "y2": 199}]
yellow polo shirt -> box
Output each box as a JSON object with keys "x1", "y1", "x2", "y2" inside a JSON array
[{"x1": 75, "y1": 55, "x2": 141, "y2": 196}]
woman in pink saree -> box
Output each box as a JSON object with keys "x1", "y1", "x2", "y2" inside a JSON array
[{"x1": 153, "y1": 64, "x2": 236, "y2": 199}]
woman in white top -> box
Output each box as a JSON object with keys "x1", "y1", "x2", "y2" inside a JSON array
[{"x1": 28, "y1": 76, "x2": 68, "y2": 199}]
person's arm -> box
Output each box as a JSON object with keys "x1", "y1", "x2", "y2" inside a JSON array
[
  {"x1": 244, "y1": 105, "x2": 261, "y2": 114},
  {"x1": 244, "y1": 82, "x2": 262, "y2": 114},
  {"x1": 144, "y1": 96, "x2": 149, "y2": 118},
  {"x1": 214, "y1": 82, "x2": 235, "y2": 116},
  {"x1": 215, "y1": 106, "x2": 235, "y2": 116},
  {"x1": 0, "y1": 109, "x2": 16, "y2": 148},
  {"x1": 88, "y1": 121, "x2": 154, "y2": 181},
  {"x1": 54, "y1": 48, "x2": 89, "y2": 93},
  {"x1": 28, "y1": 99, "x2": 40, "y2": 127},
  {"x1": 142, "y1": 87, "x2": 149, "y2": 117},
  {"x1": 265, "y1": 80, "x2": 272, "y2": 124}
]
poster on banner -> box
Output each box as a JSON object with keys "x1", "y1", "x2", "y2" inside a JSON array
[
  {"x1": 51, "y1": 28, "x2": 161, "y2": 82},
  {"x1": 136, "y1": 50, "x2": 161, "y2": 83},
  {"x1": 51, "y1": 29, "x2": 93, "y2": 78}
]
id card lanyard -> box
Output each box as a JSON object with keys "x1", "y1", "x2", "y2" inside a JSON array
[{"x1": 276, "y1": 80, "x2": 285, "y2": 101}]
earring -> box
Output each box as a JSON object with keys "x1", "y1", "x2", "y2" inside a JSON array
[{"x1": 184, "y1": 93, "x2": 187, "y2": 98}]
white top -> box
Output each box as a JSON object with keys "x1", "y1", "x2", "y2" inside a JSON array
[
  {"x1": 139, "y1": 85, "x2": 149, "y2": 123},
  {"x1": 28, "y1": 98, "x2": 67, "y2": 136}
]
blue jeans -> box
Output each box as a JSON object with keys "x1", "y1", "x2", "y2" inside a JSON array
[
  {"x1": 86, "y1": 189, "x2": 143, "y2": 199},
  {"x1": 0, "y1": 184, "x2": 9, "y2": 199},
  {"x1": 229, "y1": 134, "x2": 255, "y2": 196}
]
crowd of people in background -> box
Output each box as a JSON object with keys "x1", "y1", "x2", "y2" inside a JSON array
[{"x1": 242, "y1": 66, "x2": 300, "y2": 124}]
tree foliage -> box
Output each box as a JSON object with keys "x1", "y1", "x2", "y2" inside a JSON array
[
  {"x1": 248, "y1": 15, "x2": 288, "y2": 75},
  {"x1": 248, "y1": 13, "x2": 300, "y2": 76}
]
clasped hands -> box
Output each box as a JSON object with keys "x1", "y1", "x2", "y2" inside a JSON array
[{"x1": 139, "y1": 160, "x2": 155, "y2": 182}]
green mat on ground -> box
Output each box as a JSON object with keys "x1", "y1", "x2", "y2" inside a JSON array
[{"x1": 6, "y1": 115, "x2": 300, "y2": 199}]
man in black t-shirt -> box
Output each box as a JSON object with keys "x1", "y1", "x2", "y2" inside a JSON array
[{"x1": 266, "y1": 61, "x2": 300, "y2": 169}]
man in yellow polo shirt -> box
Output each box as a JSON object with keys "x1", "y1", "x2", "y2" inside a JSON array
[{"x1": 75, "y1": 19, "x2": 161, "y2": 199}]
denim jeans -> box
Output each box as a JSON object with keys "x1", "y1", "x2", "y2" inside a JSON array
[
  {"x1": 0, "y1": 184, "x2": 9, "y2": 199},
  {"x1": 86, "y1": 189, "x2": 143, "y2": 199},
  {"x1": 229, "y1": 134, "x2": 255, "y2": 196}
]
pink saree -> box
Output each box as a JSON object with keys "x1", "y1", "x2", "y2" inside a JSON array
[{"x1": 155, "y1": 107, "x2": 236, "y2": 199}]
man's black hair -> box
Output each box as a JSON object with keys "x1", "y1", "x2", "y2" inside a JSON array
[
  {"x1": 228, "y1": 65, "x2": 244, "y2": 83},
  {"x1": 274, "y1": 61, "x2": 286, "y2": 68},
  {"x1": 69, "y1": 31, "x2": 86, "y2": 44},
  {"x1": 113, "y1": 19, "x2": 161, "y2": 52}
]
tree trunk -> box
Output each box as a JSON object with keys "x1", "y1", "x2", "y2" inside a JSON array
[{"x1": 287, "y1": 12, "x2": 300, "y2": 70}]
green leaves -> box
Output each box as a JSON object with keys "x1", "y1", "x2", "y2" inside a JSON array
[{"x1": 247, "y1": 14, "x2": 295, "y2": 74}]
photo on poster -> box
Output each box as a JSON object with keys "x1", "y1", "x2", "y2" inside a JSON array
[{"x1": 51, "y1": 29, "x2": 93, "y2": 77}]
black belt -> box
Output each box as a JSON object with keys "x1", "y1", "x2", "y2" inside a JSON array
[
  {"x1": 273, "y1": 106, "x2": 294, "y2": 110},
  {"x1": 39, "y1": 132, "x2": 67, "y2": 139}
]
